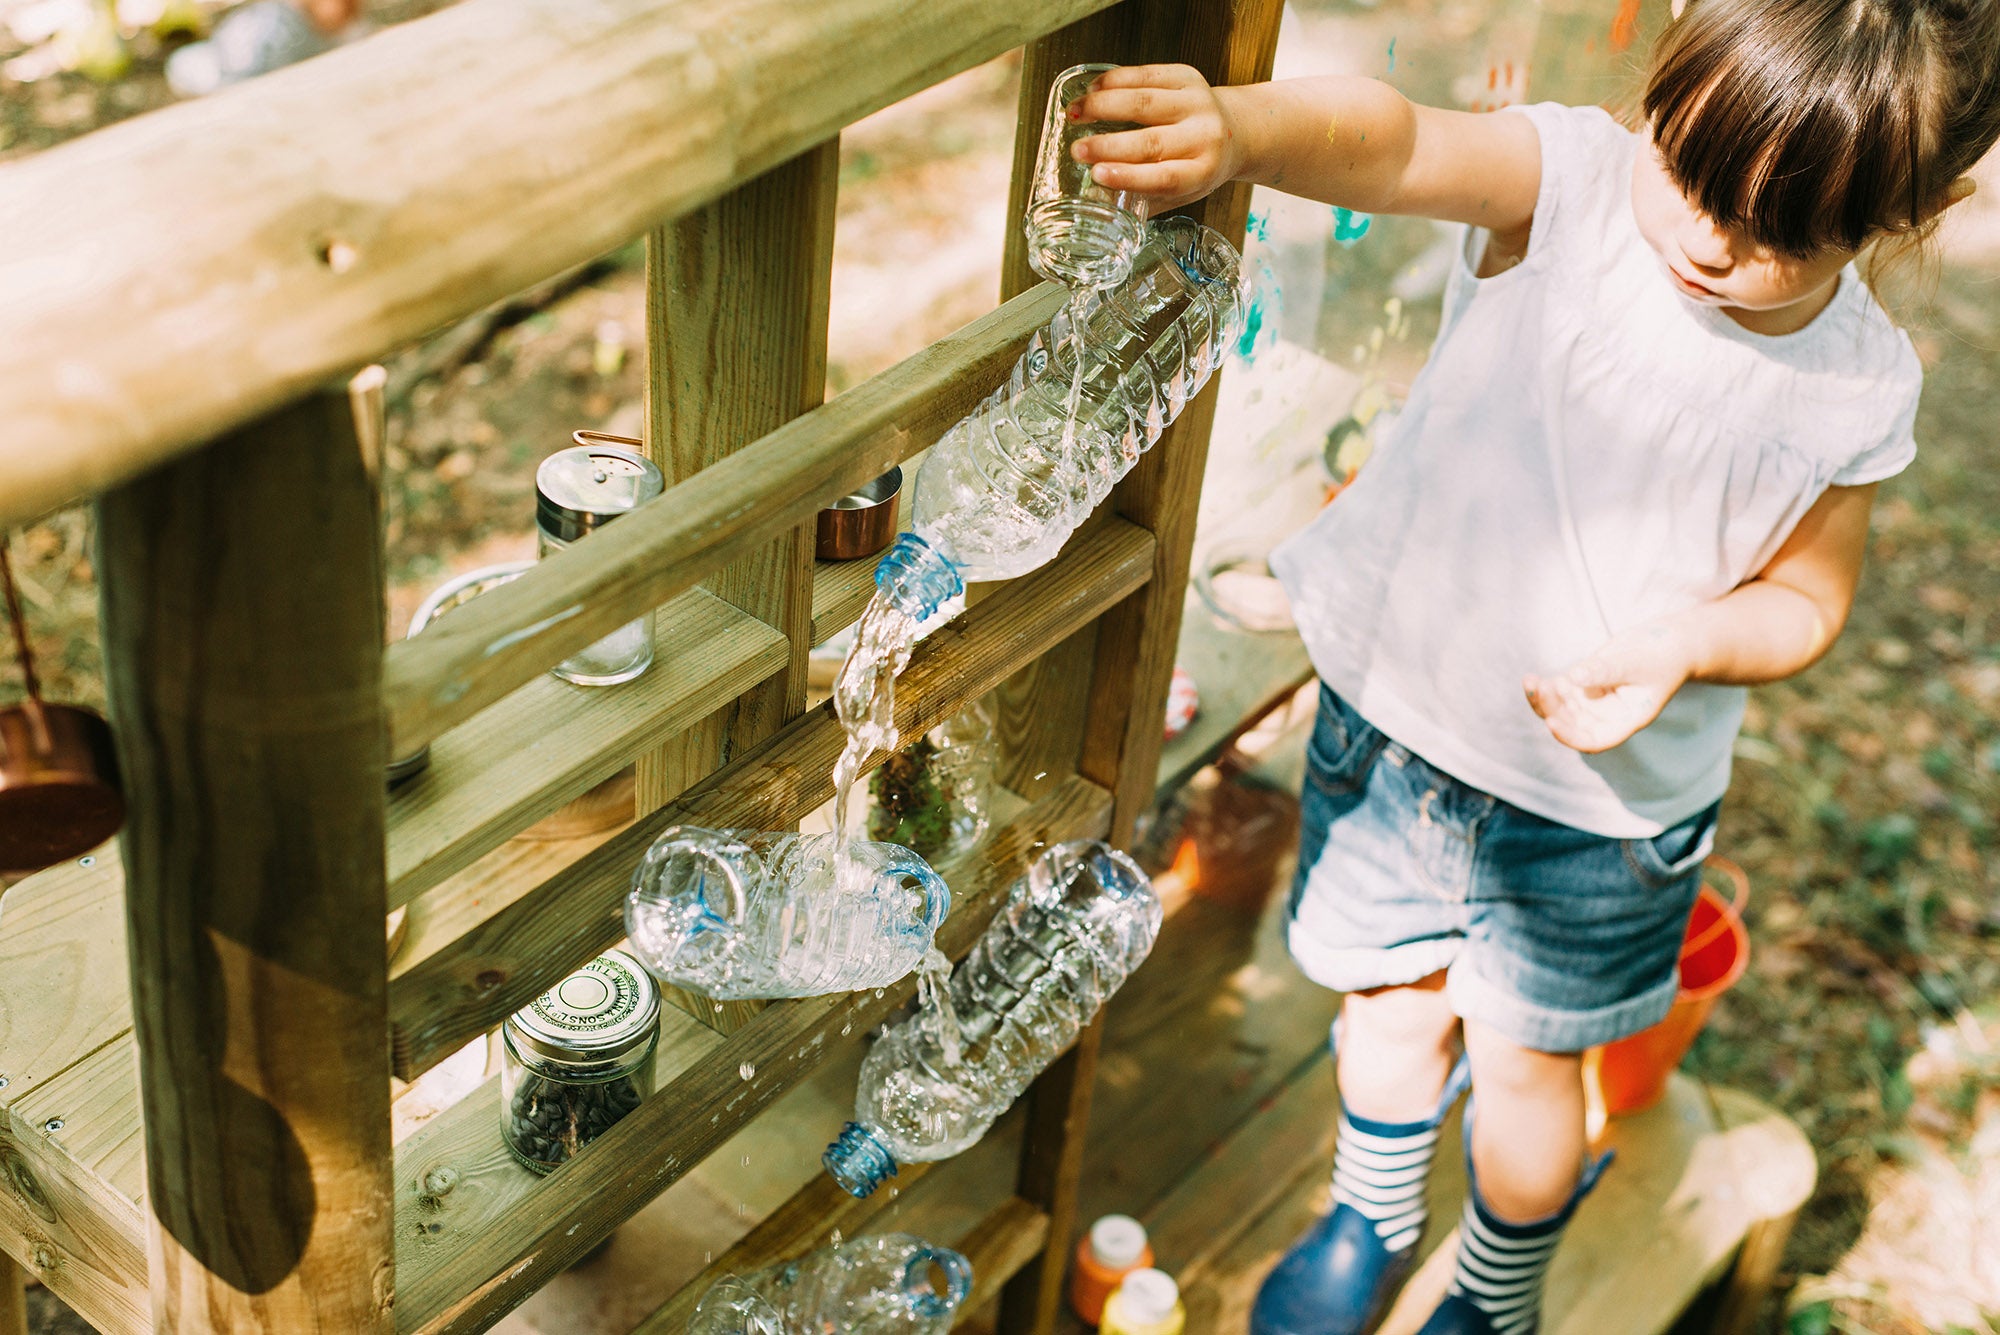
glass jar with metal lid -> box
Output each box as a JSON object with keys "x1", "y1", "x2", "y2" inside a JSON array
[
  {"x1": 500, "y1": 948, "x2": 660, "y2": 1175},
  {"x1": 536, "y1": 434, "x2": 665, "y2": 686}
]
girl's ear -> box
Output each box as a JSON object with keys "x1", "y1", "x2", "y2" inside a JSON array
[{"x1": 1942, "y1": 176, "x2": 1979, "y2": 209}]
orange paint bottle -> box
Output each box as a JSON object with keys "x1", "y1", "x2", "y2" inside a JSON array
[{"x1": 1070, "y1": 1215, "x2": 1154, "y2": 1326}]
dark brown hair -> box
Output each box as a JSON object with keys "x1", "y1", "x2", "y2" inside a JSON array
[{"x1": 1643, "y1": 0, "x2": 2000, "y2": 258}]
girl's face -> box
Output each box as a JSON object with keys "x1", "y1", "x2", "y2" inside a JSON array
[{"x1": 1630, "y1": 134, "x2": 1859, "y2": 335}]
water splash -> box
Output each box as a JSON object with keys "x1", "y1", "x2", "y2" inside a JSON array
[
  {"x1": 914, "y1": 946, "x2": 963, "y2": 1069},
  {"x1": 830, "y1": 592, "x2": 922, "y2": 859}
]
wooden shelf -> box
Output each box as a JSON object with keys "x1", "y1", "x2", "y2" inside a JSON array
[{"x1": 387, "y1": 586, "x2": 788, "y2": 909}]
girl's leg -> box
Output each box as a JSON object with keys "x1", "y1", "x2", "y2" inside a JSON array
[
  {"x1": 1416, "y1": 1019, "x2": 1593, "y2": 1334},
  {"x1": 1460, "y1": 1018, "x2": 1585, "y2": 1217},
  {"x1": 1337, "y1": 971, "x2": 1461, "y2": 1120},
  {"x1": 1252, "y1": 974, "x2": 1465, "y2": 1335}
]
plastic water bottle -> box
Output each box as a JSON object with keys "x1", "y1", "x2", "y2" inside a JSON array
[
  {"x1": 690, "y1": 1232, "x2": 973, "y2": 1334},
  {"x1": 873, "y1": 217, "x2": 1243, "y2": 620},
  {"x1": 823, "y1": 842, "x2": 1162, "y2": 1196},
  {"x1": 624, "y1": 828, "x2": 950, "y2": 1001}
]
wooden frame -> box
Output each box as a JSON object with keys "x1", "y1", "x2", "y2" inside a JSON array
[{"x1": 0, "y1": 0, "x2": 1284, "y2": 1331}]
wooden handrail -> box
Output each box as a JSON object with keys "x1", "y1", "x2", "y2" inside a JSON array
[{"x1": 0, "y1": 0, "x2": 1114, "y2": 528}]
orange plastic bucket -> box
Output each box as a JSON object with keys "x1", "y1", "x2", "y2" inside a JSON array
[{"x1": 1586, "y1": 857, "x2": 1750, "y2": 1117}]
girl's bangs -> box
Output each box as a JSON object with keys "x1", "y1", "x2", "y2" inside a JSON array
[{"x1": 1644, "y1": 2, "x2": 1924, "y2": 257}]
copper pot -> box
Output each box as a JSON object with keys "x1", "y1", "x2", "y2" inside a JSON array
[
  {"x1": 0, "y1": 545, "x2": 124, "y2": 873},
  {"x1": 816, "y1": 467, "x2": 903, "y2": 561}
]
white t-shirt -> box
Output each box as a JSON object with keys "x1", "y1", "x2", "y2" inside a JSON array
[{"x1": 1269, "y1": 101, "x2": 1922, "y2": 838}]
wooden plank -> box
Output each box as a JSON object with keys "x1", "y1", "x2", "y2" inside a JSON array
[
  {"x1": 383, "y1": 283, "x2": 1068, "y2": 756},
  {"x1": 0, "y1": 848, "x2": 130, "y2": 1105},
  {"x1": 387, "y1": 518, "x2": 1154, "y2": 1080},
  {"x1": 387, "y1": 587, "x2": 787, "y2": 909},
  {"x1": 639, "y1": 140, "x2": 838, "y2": 1035},
  {"x1": 0, "y1": 0, "x2": 1127, "y2": 529},
  {"x1": 996, "y1": 1032, "x2": 1102, "y2": 1334},
  {"x1": 96, "y1": 389, "x2": 394, "y2": 1333},
  {"x1": 0, "y1": 1040, "x2": 147, "y2": 1335},
  {"x1": 958, "y1": 1198, "x2": 1053, "y2": 1323},
  {"x1": 392, "y1": 778, "x2": 1114, "y2": 1335}
]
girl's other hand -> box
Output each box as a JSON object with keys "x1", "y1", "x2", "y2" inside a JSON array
[
  {"x1": 1523, "y1": 621, "x2": 1695, "y2": 754},
  {"x1": 1066, "y1": 64, "x2": 1241, "y2": 212}
]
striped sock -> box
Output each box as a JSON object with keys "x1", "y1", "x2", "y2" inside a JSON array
[
  {"x1": 1329, "y1": 1108, "x2": 1441, "y2": 1253},
  {"x1": 1444, "y1": 1188, "x2": 1567, "y2": 1335}
]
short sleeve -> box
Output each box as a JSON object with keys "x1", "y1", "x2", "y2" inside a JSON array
[
  {"x1": 1503, "y1": 103, "x2": 1638, "y2": 268},
  {"x1": 1828, "y1": 338, "x2": 1921, "y2": 486}
]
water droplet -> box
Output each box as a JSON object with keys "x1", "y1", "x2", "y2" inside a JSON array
[
  {"x1": 740, "y1": 1154, "x2": 750, "y2": 1166},
  {"x1": 712, "y1": 1001, "x2": 723, "y2": 1013},
  {"x1": 739, "y1": 1062, "x2": 755, "y2": 1081},
  {"x1": 830, "y1": 1227, "x2": 844, "y2": 1248},
  {"x1": 874, "y1": 988, "x2": 886, "y2": 999},
  {"x1": 705, "y1": 1250, "x2": 713, "y2": 1264},
  {"x1": 840, "y1": 1022, "x2": 853, "y2": 1037},
  {"x1": 889, "y1": 1186, "x2": 900, "y2": 1198}
]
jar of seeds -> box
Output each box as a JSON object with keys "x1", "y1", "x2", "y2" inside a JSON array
[{"x1": 500, "y1": 948, "x2": 660, "y2": 1175}]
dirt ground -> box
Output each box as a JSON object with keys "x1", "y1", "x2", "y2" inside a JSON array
[{"x1": 5, "y1": 0, "x2": 2000, "y2": 1331}]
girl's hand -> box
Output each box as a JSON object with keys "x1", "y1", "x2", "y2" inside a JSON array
[
  {"x1": 1066, "y1": 64, "x2": 1241, "y2": 212},
  {"x1": 1523, "y1": 621, "x2": 1696, "y2": 754}
]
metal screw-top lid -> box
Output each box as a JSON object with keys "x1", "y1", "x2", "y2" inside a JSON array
[
  {"x1": 504, "y1": 949, "x2": 659, "y2": 1072},
  {"x1": 535, "y1": 445, "x2": 664, "y2": 543}
]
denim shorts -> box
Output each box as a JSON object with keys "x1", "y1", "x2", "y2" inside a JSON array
[{"x1": 1288, "y1": 684, "x2": 1718, "y2": 1053}]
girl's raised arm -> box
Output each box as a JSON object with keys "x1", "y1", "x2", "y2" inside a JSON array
[{"x1": 1070, "y1": 66, "x2": 1542, "y2": 238}]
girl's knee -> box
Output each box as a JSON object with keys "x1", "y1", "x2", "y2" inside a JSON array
[
  {"x1": 1342, "y1": 972, "x2": 1457, "y2": 1052},
  {"x1": 1463, "y1": 1019, "x2": 1582, "y2": 1102}
]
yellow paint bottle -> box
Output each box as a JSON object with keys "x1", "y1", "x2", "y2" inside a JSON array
[{"x1": 1099, "y1": 1268, "x2": 1185, "y2": 1335}]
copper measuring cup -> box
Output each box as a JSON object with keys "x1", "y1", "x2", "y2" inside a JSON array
[{"x1": 0, "y1": 542, "x2": 124, "y2": 873}]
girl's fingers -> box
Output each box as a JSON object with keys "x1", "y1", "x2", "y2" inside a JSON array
[
  {"x1": 1073, "y1": 123, "x2": 1197, "y2": 166},
  {"x1": 1087, "y1": 63, "x2": 1205, "y2": 91},
  {"x1": 1067, "y1": 85, "x2": 1192, "y2": 128},
  {"x1": 1087, "y1": 160, "x2": 1203, "y2": 198}
]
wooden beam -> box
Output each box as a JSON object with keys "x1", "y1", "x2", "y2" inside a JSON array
[
  {"x1": 0, "y1": 0, "x2": 1127, "y2": 528},
  {"x1": 638, "y1": 140, "x2": 838, "y2": 1032},
  {"x1": 995, "y1": 5, "x2": 1286, "y2": 1331},
  {"x1": 388, "y1": 518, "x2": 1154, "y2": 1079},
  {"x1": 391, "y1": 779, "x2": 1113, "y2": 1335},
  {"x1": 95, "y1": 389, "x2": 394, "y2": 1333},
  {"x1": 382, "y1": 282, "x2": 1067, "y2": 756}
]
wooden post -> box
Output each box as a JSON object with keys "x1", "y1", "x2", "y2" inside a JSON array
[
  {"x1": 638, "y1": 139, "x2": 839, "y2": 1031},
  {"x1": 0, "y1": 1252, "x2": 27, "y2": 1335},
  {"x1": 996, "y1": 4, "x2": 1285, "y2": 1329},
  {"x1": 96, "y1": 388, "x2": 394, "y2": 1333}
]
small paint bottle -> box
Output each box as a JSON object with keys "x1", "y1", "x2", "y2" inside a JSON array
[
  {"x1": 1070, "y1": 1214, "x2": 1153, "y2": 1325},
  {"x1": 1099, "y1": 1268, "x2": 1185, "y2": 1335}
]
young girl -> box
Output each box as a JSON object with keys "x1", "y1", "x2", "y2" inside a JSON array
[{"x1": 1072, "y1": 1, "x2": 2000, "y2": 1331}]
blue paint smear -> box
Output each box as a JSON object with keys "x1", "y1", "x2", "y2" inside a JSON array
[
  {"x1": 1245, "y1": 210, "x2": 1270, "y2": 242},
  {"x1": 1233, "y1": 254, "x2": 1281, "y2": 366},
  {"x1": 1333, "y1": 207, "x2": 1373, "y2": 246},
  {"x1": 1387, "y1": 37, "x2": 1397, "y2": 71}
]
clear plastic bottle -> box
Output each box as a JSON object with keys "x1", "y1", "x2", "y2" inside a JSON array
[
  {"x1": 824, "y1": 841, "x2": 1162, "y2": 1197},
  {"x1": 876, "y1": 218, "x2": 1243, "y2": 620},
  {"x1": 623, "y1": 828, "x2": 951, "y2": 1001},
  {"x1": 690, "y1": 1233, "x2": 973, "y2": 1335}
]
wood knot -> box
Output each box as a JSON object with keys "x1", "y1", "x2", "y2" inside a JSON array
[
  {"x1": 417, "y1": 1165, "x2": 460, "y2": 1210},
  {"x1": 474, "y1": 969, "x2": 507, "y2": 992}
]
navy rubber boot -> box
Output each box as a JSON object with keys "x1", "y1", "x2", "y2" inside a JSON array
[{"x1": 1249, "y1": 1032, "x2": 1471, "y2": 1335}]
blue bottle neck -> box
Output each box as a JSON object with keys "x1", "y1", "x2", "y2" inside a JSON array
[
  {"x1": 874, "y1": 532, "x2": 966, "y2": 622},
  {"x1": 823, "y1": 1121, "x2": 899, "y2": 1198}
]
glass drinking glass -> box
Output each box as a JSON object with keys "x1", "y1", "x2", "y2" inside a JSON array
[{"x1": 1023, "y1": 63, "x2": 1149, "y2": 291}]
